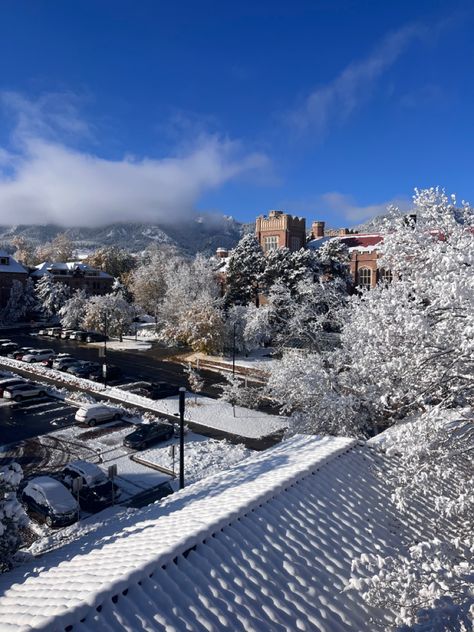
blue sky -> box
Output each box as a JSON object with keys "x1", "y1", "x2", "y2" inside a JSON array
[{"x1": 0, "y1": 0, "x2": 473, "y2": 227}]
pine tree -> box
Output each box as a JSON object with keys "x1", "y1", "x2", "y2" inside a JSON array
[
  {"x1": 36, "y1": 276, "x2": 70, "y2": 319},
  {"x1": 224, "y1": 235, "x2": 265, "y2": 307},
  {"x1": 2, "y1": 281, "x2": 26, "y2": 323}
]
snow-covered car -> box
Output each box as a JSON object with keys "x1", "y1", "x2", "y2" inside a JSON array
[
  {"x1": 74, "y1": 404, "x2": 122, "y2": 426},
  {"x1": 20, "y1": 476, "x2": 78, "y2": 527},
  {"x1": 21, "y1": 349, "x2": 56, "y2": 363},
  {"x1": 4, "y1": 382, "x2": 48, "y2": 401},
  {"x1": 60, "y1": 461, "x2": 117, "y2": 511},
  {"x1": 123, "y1": 422, "x2": 173, "y2": 450},
  {"x1": 52, "y1": 356, "x2": 78, "y2": 371},
  {"x1": 0, "y1": 378, "x2": 27, "y2": 396}
]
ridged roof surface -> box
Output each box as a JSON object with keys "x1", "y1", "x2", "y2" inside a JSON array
[{"x1": 0, "y1": 435, "x2": 440, "y2": 631}]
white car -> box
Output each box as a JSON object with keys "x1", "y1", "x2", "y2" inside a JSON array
[
  {"x1": 21, "y1": 349, "x2": 56, "y2": 363},
  {"x1": 4, "y1": 383, "x2": 48, "y2": 401},
  {"x1": 75, "y1": 404, "x2": 122, "y2": 426},
  {"x1": 21, "y1": 476, "x2": 78, "y2": 527}
]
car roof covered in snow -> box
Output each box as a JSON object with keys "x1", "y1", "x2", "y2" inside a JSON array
[
  {"x1": 64, "y1": 461, "x2": 107, "y2": 485},
  {"x1": 24, "y1": 476, "x2": 77, "y2": 513}
]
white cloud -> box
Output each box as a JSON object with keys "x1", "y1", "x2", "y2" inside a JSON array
[
  {"x1": 320, "y1": 191, "x2": 410, "y2": 223},
  {"x1": 0, "y1": 93, "x2": 270, "y2": 227},
  {"x1": 287, "y1": 23, "x2": 427, "y2": 137}
]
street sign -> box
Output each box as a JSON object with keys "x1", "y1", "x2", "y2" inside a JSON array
[{"x1": 108, "y1": 464, "x2": 117, "y2": 479}]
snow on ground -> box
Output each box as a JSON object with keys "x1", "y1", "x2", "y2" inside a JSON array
[
  {"x1": 47, "y1": 422, "x2": 254, "y2": 498},
  {"x1": 86, "y1": 337, "x2": 152, "y2": 351},
  {"x1": 139, "y1": 434, "x2": 252, "y2": 486},
  {"x1": 184, "y1": 348, "x2": 276, "y2": 373},
  {"x1": 107, "y1": 388, "x2": 287, "y2": 439}
]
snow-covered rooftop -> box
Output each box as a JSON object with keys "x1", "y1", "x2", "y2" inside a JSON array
[
  {"x1": 32, "y1": 262, "x2": 112, "y2": 279},
  {"x1": 0, "y1": 251, "x2": 27, "y2": 274},
  {"x1": 0, "y1": 434, "x2": 446, "y2": 631}
]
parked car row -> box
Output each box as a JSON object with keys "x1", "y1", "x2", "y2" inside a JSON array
[
  {"x1": 19, "y1": 460, "x2": 120, "y2": 527},
  {"x1": 38, "y1": 328, "x2": 108, "y2": 343},
  {"x1": 0, "y1": 376, "x2": 49, "y2": 401}
]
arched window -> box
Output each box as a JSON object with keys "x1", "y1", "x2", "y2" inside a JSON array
[
  {"x1": 379, "y1": 268, "x2": 393, "y2": 285},
  {"x1": 357, "y1": 267, "x2": 371, "y2": 289}
]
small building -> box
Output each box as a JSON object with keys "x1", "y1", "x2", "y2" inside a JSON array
[
  {"x1": 31, "y1": 261, "x2": 113, "y2": 295},
  {"x1": 0, "y1": 250, "x2": 28, "y2": 307},
  {"x1": 308, "y1": 220, "x2": 384, "y2": 289},
  {"x1": 256, "y1": 210, "x2": 306, "y2": 253}
]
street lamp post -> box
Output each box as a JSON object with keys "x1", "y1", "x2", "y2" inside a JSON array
[
  {"x1": 179, "y1": 387, "x2": 186, "y2": 490},
  {"x1": 232, "y1": 322, "x2": 236, "y2": 376},
  {"x1": 103, "y1": 311, "x2": 108, "y2": 388}
]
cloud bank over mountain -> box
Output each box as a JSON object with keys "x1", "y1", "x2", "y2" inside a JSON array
[{"x1": 0, "y1": 93, "x2": 269, "y2": 227}]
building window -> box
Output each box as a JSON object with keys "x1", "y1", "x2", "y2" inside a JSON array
[
  {"x1": 264, "y1": 235, "x2": 279, "y2": 252},
  {"x1": 357, "y1": 268, "x2": 372, "y2": 289},
  {"x1": 0, "y1": 257, "x2": 9, "y2": 266},
  {"x1": 379, "y1": 268, "x2": 393, "y2": 285}
]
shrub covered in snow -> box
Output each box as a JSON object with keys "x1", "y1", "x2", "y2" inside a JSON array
[{"x1": 0, "y1": 463, "x2": 27, "y2": 573}]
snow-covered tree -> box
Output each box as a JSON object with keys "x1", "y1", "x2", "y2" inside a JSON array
[
  {"x1": 35, "y1": 276, "x2": 70, "y2": 319},
  {"x1": 224, "y1": 235, "x2": 265, "y2": 307},
  {"x1": 185, "y1": 366, "x2": 205, "y2": 402},
  {"x1": 22, "y1": 278, "x2": 39, "y2": 319},
  {"x1": 82, "y1": 293, "x2": 135, "y2": 341},
  {"x1": 84, "y1": 246, "x2": 136, "y2": 280},
  {"x1": 11, "y1": 236, "x2": 37, "y2": 266},
  {"x1": 59, "y1": 289, "x2": 88, "y2": 329},
  {"x1": 129, "y1": 251, "x2": 168, "y2": 316},
  {"x1": 260, "y1": 247, "x2": 322, "y2": 295},
  {"x1": 342, "y1": 188, "x2": 474, "y2": 424},
  {"x1": 243, "y1": 303, "x2": 272, "y2": 351},
  {"x1": 36, "y1": 233, "x2": 75, "y2": 263},
  {"x1": 2, "y1": 281, "x2": 26, "y2": 323},
  {"x1": 349, "y1": 407, "x2": 474, "y2": 630},
  {"x1": 220, "y1": 374, "x2": 264, "y2": 409},
  {"x1": 0, "y1": 463, "x2": 27, "y2": 573}
]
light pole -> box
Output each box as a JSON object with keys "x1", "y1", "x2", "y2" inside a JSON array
[
  {"x1": 103, "y1": 311, "x2": 108, "y2": 388},
  {"x1": 232, "y1": 322, "x2": 236, "y2": 376},
  {"x1": 179, "y1": 387, "x2": 186, "y2": 490}
]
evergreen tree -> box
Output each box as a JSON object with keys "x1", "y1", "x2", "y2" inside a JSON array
[
  {"x1": 224, "y1": 235, "x2": 265, "y2": 307},
  {"x1": 2, "y1": 281, "x2": 26, "y2": 323},
  {"x1": 35, "y1": 276, "x2": 70, "y2": 319}
]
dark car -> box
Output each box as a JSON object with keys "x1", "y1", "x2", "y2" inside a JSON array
[
  {"x1": 60, "y1": 460, "x2": 117, "y2": 512},
  {"x1": 20, "y1": 476, "x2": 78, "y2": 527},
  {"x1": 94, "y1": 364, "x2": 122, "y2": 382},
  {"x1": 119, "y1": 381, "x2": 179, "y2": 399},
  {"x1": 85, "y1": 332, "x2": 108, "y2": 343},
  {"x1": 10, "y1": 347, "x2": 36, "y2": 360},
  {"x1": 123, "y1": 422, "x2": 173, "y2": 450},
  {"x1": 67, "y1": 361, "x2": 101, "y2": 378},
  {"x1": 0, "y1": 343, "x2": 18, "y2": 355}
]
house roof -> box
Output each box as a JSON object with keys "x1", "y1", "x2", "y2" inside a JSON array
[
  {"x1": 31, "y1": 262, "x2": 112, "y2": 279},
  {"x1": 0, "y1": 435, "x2": 445, "y2": 632},
  {"x1": 0, "y1": 251, "x2": 27, "y2": 274}
]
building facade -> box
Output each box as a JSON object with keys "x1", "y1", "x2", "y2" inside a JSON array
[
  {"x1": 31, "y1": 262, "x2": 114, "y2": 295},
  {"x1": 256, "y1": 210, "x2": 306, "y2": 253},
  {"x1": 0, "y1": 250, "x2": 28, "y2": 307}
]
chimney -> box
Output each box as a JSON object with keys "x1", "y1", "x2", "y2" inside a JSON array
[{"x1": 311, "y1": 221, "x2": 325, "y2": 238}]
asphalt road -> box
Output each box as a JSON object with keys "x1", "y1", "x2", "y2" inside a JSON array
[{"x1": 6, "y1": 331, "x2": 226, "y2": 396}]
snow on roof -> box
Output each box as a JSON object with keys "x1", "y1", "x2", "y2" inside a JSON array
[
  {"x1": 0, "y1": 251, "x2": 27, "y2": 274},
  {"x1": 65, "y1": 461, "x2": 107, "y2": 486},
  {"x1": 32, "y1": 262, "x2": 113, "y2": 279},
  {"x1": 0, "y1": 435, "x2": 445, "y2": 631}
]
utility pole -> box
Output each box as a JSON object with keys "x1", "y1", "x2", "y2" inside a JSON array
[
  {"x1": 103, "y1": 311, "x2": 108, "y2": 388},
  {"x1": 179, "y1": 387, "x2": 186, "y2": 490},
  {"x1": 232, "y1": 322, "x2": 236, "y2": 376}
]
